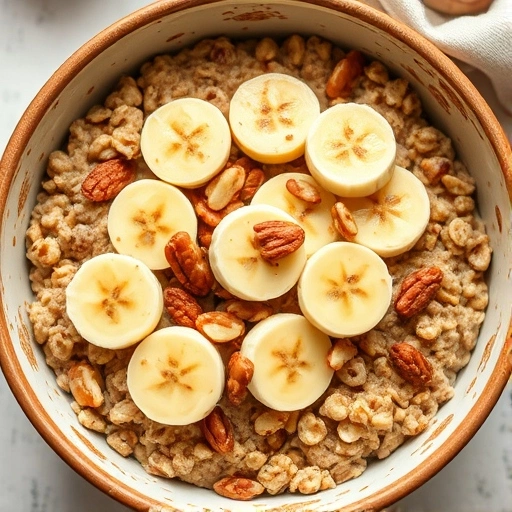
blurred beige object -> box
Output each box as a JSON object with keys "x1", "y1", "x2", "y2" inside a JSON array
[{"x1": 423, "y1": 0, "x2": 495, "y2": 15}]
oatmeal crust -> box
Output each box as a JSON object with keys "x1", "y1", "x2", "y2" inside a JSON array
[{"x1": 26, "y1": 35, "x2": 490, "y2": 496}]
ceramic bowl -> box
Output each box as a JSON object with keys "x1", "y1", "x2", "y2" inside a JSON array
[{"x1": 1, "y1": 1, "x2": 511, "y2": 510}]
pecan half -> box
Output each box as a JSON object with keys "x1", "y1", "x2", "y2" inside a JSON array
[
  {"x1": 286, "y1": 178, "x2": 321, "y2": 205},
  {"x1": 163, "y1": 287, "x2": 203, "y2": 328},
  {"x1": 389, "y1": 343, "x2": 433, "y2": 387},
  {"x1": 394, "y1": 266, "x2": 444, "y2": 318},
  {"x1": 196, "y1": 311, "x2": 245, "y2": 343},
  {"x1": 201, "y1": 406, "x2": 234, "y2": 454},
  {"x1": 81, "y1": 158, "x2": 136, "y2": 202},
  {"x1": 240, "y1": 168, "x2": 265, "y2": 202},
  {"x1": 227, "y1": 351, "x2": 254, "y2": 405},
  {"x1": 331, "y1": 201, "x2": 358, "y2": 240},
  {"x1": 213, "y1": 476, "x2": 265, "y2": 501},
  {"x1": 164, "y1": 231, "x2": 214, "y2": 296},
  {"x1": 253, "y1": 220, "x2": 305, "y2": 262},
  {"x1": 326, "y1": 50, "x2": 365, "y2": 99}
]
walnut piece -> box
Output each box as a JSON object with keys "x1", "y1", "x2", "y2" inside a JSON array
[
  {"x1": 389, "y1": 342, "x2": 433, "y2": 387},
  {"x1": 394, "y1": 266, "x2": 444, "y2": 318},
  {"x1": 326, "y1": 50, "x2": 365, "y2": 98},
  {"x1": 163, "y1": 287, "x2": 203, "y2": 328},
  {"x1": 68, "y1": 361, "x2": 104, "y2": 408},
  {"x1": 81, "y1": 158, "x2": 135, "y2": 202},
  {"x1": 253, "y1": 220, "x2": 305, "y2": 262},
  {"x1": 164, "y1": 231, "x2": 214, "y2": 296},
  {"x1": 201, "y1": 406, "x2": 235, "y2": 454}
]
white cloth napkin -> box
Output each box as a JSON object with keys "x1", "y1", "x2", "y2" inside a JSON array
[{"x1": 364, "y1": 0, "x2": 512, "y2": 112}]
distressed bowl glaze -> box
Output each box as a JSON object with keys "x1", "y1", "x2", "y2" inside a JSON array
[{"x1": 0, "y1": 1, "x2": 511, "y2": 511}]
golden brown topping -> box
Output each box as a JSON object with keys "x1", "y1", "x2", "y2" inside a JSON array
[
  {"x1": 68, "y1": 361, "x2": 104, "y2": 408},
  {"x1": 196, "y1": 311, "x2": 245, "y2": 343},
  {"x1": 213, "y1": 476, "x2": 265, "y2": 500},
  {"x1": 326, "y1": 50, "x2": 365, "y2": 99},
  {"x1": 201, "y1": 406, "x2": 235, "y2": 454},
  {"x1": 227, "y1": 351, "x2": 254, "y2": 406}
]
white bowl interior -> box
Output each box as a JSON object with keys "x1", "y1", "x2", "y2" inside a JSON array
[{"x1": 1, "y1": 1, "x2": 510, "y2": 510}]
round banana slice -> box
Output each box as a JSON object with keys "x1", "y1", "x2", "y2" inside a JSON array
[
  {"x1": 251, "y1": 172, "x2": 338, "y2": 257},
  {"x1": 305, "y1": 102, "x2": 396, "y2": 197},
  {"x1": 127, "y1": 326, "x2": 225, "y2": 425},
  {"x1": 240, "y1": 313, "x2": 334, "y2": 411},
  {"x1": 107, "y1": 179, "x2": 197, "y2": 270},
  {"x1": 209, "y1": 204, "x2": 307, "y2": 301},
  {"x1": 229, "y1": 73, "x2": 320, "y2": 164},
  {"x1": 298, "y1": 242, "x2": 392, "y2": 337},
  {"x1": 66, "y1": 253, "x2": 163, "y2": 349},
  {"x1": 340, "y1": 166, "x2": 430, "y2": 257},
  {"x1": 140, "y1": 97, "x2": 231, "y2": 187}
]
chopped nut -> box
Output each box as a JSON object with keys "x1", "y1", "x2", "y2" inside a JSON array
[
  {"x1": 201, "y1": 406, "x2": 235, "y2": 454},
  {"x1": 420, "y1": 156, "x2": 452, "y2": 185},
  {"x1": 286, "y1": 178, "x2": 321, "y2": 204},
  {"x1": 389, "y1": 342, "x2": 433, "y2": 387},
  {"x1": 68, "y1": 361, "x2": 104, "y2": 408},
  {"x1": 213, "y1": 476, "x2": 264, "y2": 501},
  {"x1": 254, "y1": 410, "x2": 290, "y2": 436},
  {"x1": 283, "y1": 34, "x2": 306, "y2": 67},
  {"x1": 81, "y1": 158, "x2": 136, "y2": 202},
  {"x1": 196, "y1": 311, "x2": 245, "y2": 343},
  {"x1": 227, "y1": 351, "x2": 254, "y2": 405},
  {"x1": 225, "y1": 299, "x2": 274, "y2": 322},
  {"x1": 394, "y1": 267, "x2": 444, "y2": 318},
  {"x1": 163, "y1": 287, "x2": 203, "y2": 328},
  {"x1": 327, "y1": 339, "x2": 358, "y2": 370},
  {"x1": 205, "y1": 164, "x2": 246, "y2": 211},
  {"x1": 255, "y1": 37, "x2": 279, "y2": 62},
  {"x1": 326, "y1": 50, "x2": 365, "y2": 98},
  {"x1": 331, "y1": 201, "x2": 358, "y2": 240},
  {"x1": 441, "y1": 174, "x2": 475, "y2": 195},
  {"x1": 253, "y1": 220, "x2": 305, "y2": 262},
  {"x1": 164, "y1": 231, "x2": 214, "y2": 296}
]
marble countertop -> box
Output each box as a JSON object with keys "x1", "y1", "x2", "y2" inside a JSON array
[{"x1": 0, "y1": 1, "x2": 511, "y2": 511}]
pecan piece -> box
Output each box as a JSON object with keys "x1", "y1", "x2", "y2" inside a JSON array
[
  {"x1": 227, "y1": 351, "x2": 254, "y2": 405},
  {"x1": 201, "y1": 406, "x2": 234, "y2": 454},
  {"x1": 394, "y1": 266, "x2": 444, "y2": 318},
  {"x1": 213, "y1": 476, "x2": 265, "y2": 501},
  {"x1": 253, "y1": 220, "x2": 305, "y2": 262},
  {"x1": 389, "y1": 343, "x2": 433, "y2": 387},
  {"x1": 163, "y1": 287, "x2": 203, "y2": 328},
  {"x1": 81, "y1": 158, "x2": 136, "y2": 202},
  {"x1": 240, "y1": 168, "x2": 265, "y2": 202},
  {"x1": 196, "y1": 311, "x2": 245, "y2": 343},
  {"x1": 331, "y1": 201, "x2": 358, "y2": 240},
  {"x1": 225, "y1": 299, "x2": 274, "y2": 322},
  {"x1": 286, "y1": 178, "x2": 321, "y2": 204},
  {"x1": 326, "y1": 50, "x2": 365, "y2": 99},
  {"x1": 164, "y1": 231, "x2": 214, "y2": 296}
]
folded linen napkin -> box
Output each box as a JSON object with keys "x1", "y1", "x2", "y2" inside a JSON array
[{"x1": 363, "y1": 0, "x2": 512, "y2": 112}]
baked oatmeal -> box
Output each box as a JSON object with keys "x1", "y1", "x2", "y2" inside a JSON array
[{"x1": 25, "y1": 35, "x2": 491, "y2": 499}]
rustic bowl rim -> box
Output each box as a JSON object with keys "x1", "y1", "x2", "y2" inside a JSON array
[{"x1": 0, "y1": 0, "x2": 511, "y2": 510}]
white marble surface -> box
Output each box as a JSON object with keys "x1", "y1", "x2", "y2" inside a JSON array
[{"x1": 0, "y1": 1, "x2": 511, "y2": 511}]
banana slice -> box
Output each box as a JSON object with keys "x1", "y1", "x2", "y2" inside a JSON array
[
  {"x1": 229, "y1": 73, "x2": 320, "y2": 164},
  {"x1": 298, "y1": 242, "x2": 392, "y2": 337},
  {"x1": 65, "y1": 253, "x2": 163, "y2": 349},
  {"x1": 340, "y1": 166, "x2": 430, "y2": 257},
  {"x1": 107, "y1": 179, "x2": 197, "y2": 270},
  {"x1": 140, "y1": 97, "x2": 231, "y2": 187},
  {"x1": 240, "y1": 313, "x2": 333, "y2": 411},
  {"x1": 209, "y1": 204, "x2": 307, "y2": 301},
  {"x1": 127, "y1": 326, "x2": 225, "y2": 425},
  {"x1": 305, "y1": 102, "x2": 396, "y2": 197},
  {"x1": 251, "y1": 172, "x2": 338, "y2": 257}
]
